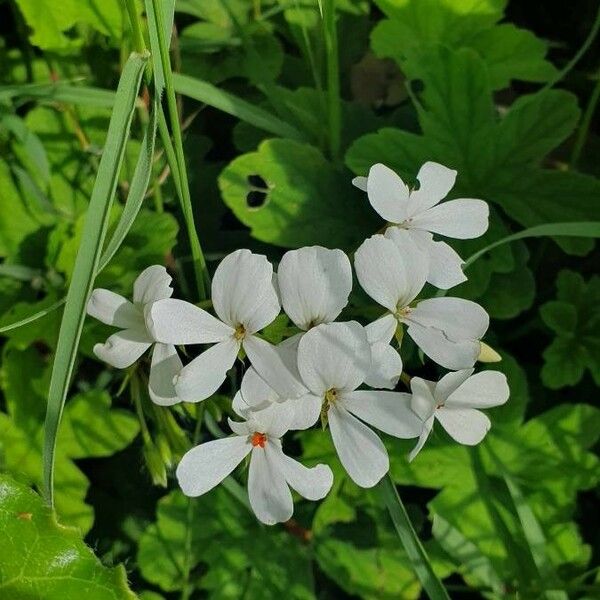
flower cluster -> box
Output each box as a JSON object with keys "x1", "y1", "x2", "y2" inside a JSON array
[{"x1": 87, "y1": 162, "x2": 509, "y2": 524}]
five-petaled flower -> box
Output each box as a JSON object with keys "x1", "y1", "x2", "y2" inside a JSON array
[
  {"x1": 408, "y1": 369, "x2": 510, "y2": 461},
  {"x1": 354, "y1": 230, "x2": 489, "y2": 370},
  {"x1": 146, "y1": 249, "x2": 285, "y2": 402},
  {"x1": 176, "y1": 401, "x2": 333, "y2": 524},
  {"x1": 87, "y1": 265, "x2": 183, "y2": 406},
  {"x1": 353, "y1": 162, "x2": 489, "y2": 289},
  {"x1": 255, "y1": 321, "x2": 423, "y2": 487}
]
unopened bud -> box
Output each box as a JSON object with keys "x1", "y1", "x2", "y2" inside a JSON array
[{"x1": 478, "y1": 341, "x2": 501, "y2": 363}]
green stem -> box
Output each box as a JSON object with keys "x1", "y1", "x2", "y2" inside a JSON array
[
  {"x1": 180, "y1": 405, "x2": 205, "y2": 600},
  {"x1": 540, "y1": 4, "x2": 600, "y2": 94},
  {"x1": 125, "y1": 0, "x2": 146, "y2": 54},
  {"x1": 379, "y1": 475, "x2": 450, "y2": 600},
  {"x1": 570, "y1": 71, "x2": 600, "y2": 167},
  {"x1": 150, "y1": 0, "x2": 209, "y2": 300},
  {"x1": 321, "y1": 0, "x2": 341, "y2": 162}
]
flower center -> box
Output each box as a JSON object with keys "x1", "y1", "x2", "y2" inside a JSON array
[
  {"x1": 234, "y1": 324, "x2": 246, "y2": 341},
  {"x1": 395, "y1": 305, "x2": 412, "y2": 320},
  {"x1": 250, "y1": 432, "x2": 267, "y2": 448},
  {"x1": 325, "y1": 388, "x2": 338, "y2": 405}
]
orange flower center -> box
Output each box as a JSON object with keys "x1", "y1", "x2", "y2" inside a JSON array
[{"x1": 251, "y1": 432, "x2": 267, "y2": 448}]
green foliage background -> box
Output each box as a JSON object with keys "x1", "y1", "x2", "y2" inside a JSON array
[{"x1": 0, "y1": 0, "x2": 598, "y2": 598}]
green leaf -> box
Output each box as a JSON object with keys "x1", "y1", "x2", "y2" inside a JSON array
[
  {"x1": 346, "y1": 47, "x2": 598, "y2": 259},
  {"x1": 540, "y1": 271, "x2": 600, "y2": 388},
  {"x1": 0, "y1": 473, "x2": 137, "y2": 599},
  {"x1": 219, "y1": 139, "x2": 379, "y2": 248},
  {"x1": 316, "y1": 538, "x2": 422, "y2": 599},
  {"x1": 1, "y1": 346, "x2": 139, "y2": 532},
  {"x1": 428, "y1": 403, "x2": 600, "y2": 589},
  {"x1": 43, "y1": 52, "x2": 148, "y2": 506},
  {"x1": 13, "y1": 0, "x2": 128, "y2": 49},
  {"x1": 371, "y1": 0, "x2": 556, "y2": 90},
  {"x1": 137, "y1": 488, "x2": 314, "y2": 597}
]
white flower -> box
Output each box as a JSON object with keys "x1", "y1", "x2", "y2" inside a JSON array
[
  {"x1": 408, "y1": 369, "x2": 509, "y2": 461},
  {"x1": 176, "y1": 402, "x2": 333, "y2": 525},
  {"x1": 354, "y1": 231, "x2": 489, "y2": 370},
  {"x1": 256, "y1": 321, "x2": 423, "y2": 488},
  {"x1": 278, "y1": 245, "x2": 401, "y2": 389},
  {"x1": 146, "y1": 249, "x2": 286, "y2": 403},
  {"x1": 353, "y1": 162, "x2": 489, "y2": 289},
  {"x1": 87, "y1": 265, "x2": 182, "y2": 406}
]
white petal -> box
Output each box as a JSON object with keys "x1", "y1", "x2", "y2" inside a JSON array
[
  {"x1": 240, "y1": 367, "x2": 280, "y2": 411},
  {"x1": 146, "y1": 299, "x2": 233, "y2": 344},
  {"x1": 410, "y1": 199, "x2": 489, "y2": 240},
  {"x1": 354, "y1": 234, "x2": 417, "y2": 312},
  {"x1": 409, "y1": 377, "x2": 436, "y2": 421},
  {"x1": 211, "y1": 249, "x2": 280, "y2": 331},
  {"x1": 433, "y1": 369, "x2": 474, "y2": 405},
  {"x1": 275, "y1": 451, "x2": 333, "y2": 500},
  {"x1": 277, "y1": 246, "x2": 352, "y2": 330},
  {"x1": 227, "y1": 416, "x2": 252, "y2": 436},
  {"x1": 409, "y1": 297, "x2": 489, "y2": 341},
  {"x1": 424, "y1": 239, "x2": 467, "y2": 290},
  {"x1": 148, "y1": 343, "x2": 183, "y2": 406},
  {"x1": 297, "y1": 321, "x2": 371, "y2": 396},
  {"x1": 444, "y1": 371, "x2": 509, "y2": 409},
  {"x1": 175, "y1": 338, "x2": 239, "y2": 402},
  {"x1": 365, "y1": 313, "x2": 397, "y2": 345},
  {"x1": 176, "y1": 436, "x2": 251, "y2": 496},
  {"x1": 248, "y1": 402, "x2": 295, "y2": 439},
  {"x1": 93, "y1": 329, "x2": 151, "y2": 368},
  {"x1": 328, "y1": 404, "x2": 389, "y2": 488},
  {"x1": 407, "y1": 162, "x2": 457, "y2": 215},
  {"x1": 436, "y1": 407, "x2": 491, "y2": 445},
  {"x1": 287, "y1": 394, "x2": 322, "y2": 430},
  {"x1": 342, "y1": 390, "x2": 422, "y2": 439},
  {"x1": 87, "y1": 289, "x2": 143, "y2": 329},
  {"x1": 364, "y1": 342, "x2": 402, "y2": 390},
  {"x1": 243, "y1": 335, "x2": 308, "y2": 399},
  {"x1": 248, "y1": 442, "x2": 293, "y2": 524},
  {"x1": 383, "y1": 227, "x2": 429, "y2": 302},
  {"x1": 133, "y1": 265, "x2": 173, "y2": 304},
  {"x1": 352, "y1": 175, "x2": 368, "y2": 192},
  {"x1": 366, "y1": 163, "x2": 409, "y2": 223},
  {"x1": 408, "y1": 416, "x2": 435, "y2": 462},
  {"x1": 406, "y1": 320, "x2": 481, "y2": 370}
]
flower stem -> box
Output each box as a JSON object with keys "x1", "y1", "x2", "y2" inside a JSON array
[
  {"x1": 379, "y1": 475, "x2": 450, "y2": 600},
  {"x1": 180, "y1": 405, "x2": 204, "y2": 600},
  {"x1": 150, "y1": 0, "x2": 209, "y2": 300},
  {"x1": 570, "y1": 69, "x2": 600, "y2": 168},
  {"x1": 321, "y1": 0, "x2": 341, "y2": 163}
]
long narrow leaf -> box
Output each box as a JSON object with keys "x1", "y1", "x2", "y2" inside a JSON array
[
  {"x1": 0, "y1": 82, "x2": 119, "y2": 108},
  {"x1": 465, "y1": 222, "x2": 600, "y2": 267},
  {"x1": 379, "y1": 475, "x2": 451, "y2": 600},
  {"x1": 173, "y1": 73, "x2": 305, "y2": 141},
  {"x1": 99, "y1": 99, "x2": 159, "y2": 270},
  {"x1": 42, "y1": 52, "x2": 149, "y2": 506}
]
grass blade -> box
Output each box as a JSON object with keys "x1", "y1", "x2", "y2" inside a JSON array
[
  {"x1": 42, "y1": 52, "x2": 149, "y2": 506},
  {"x1": 465, "y1": 222, "x2": 600, "y2": 268},
  {"x1": 0, "y1": 82, "x2": 121, "y2": 108},
  {"x1": 379, "y1": 475, "x2": 451, "y2": 600},
  {"x1": 172, "y1": 73, "x2": 305, "y2": 141},
  {"x1": 486, "y1": 448, "x2": 569, "y2": 600},
  {"x1": 99, "y1": 99, "x2": 159, "y2": 270},
  {"x1": 321, "y1": 0, "x2": 341, "y2": 161},
  {"x1": 146, "y1": 0, "x2": 209, "y2": 300}
]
